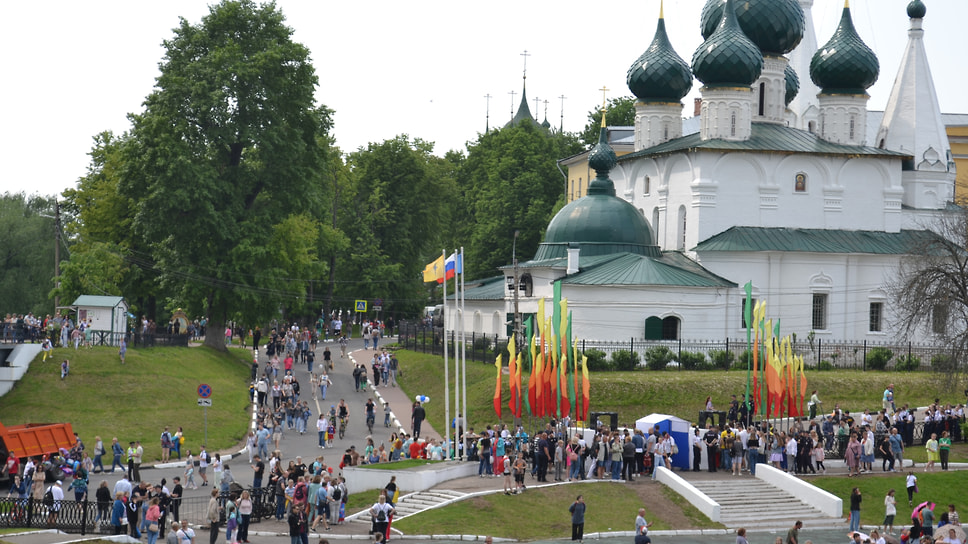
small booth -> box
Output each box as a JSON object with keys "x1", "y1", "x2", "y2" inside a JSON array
[
  {"x1": 635, "y1": 413, "x2": 691, "y2": 470},
  {"x1": 71, "y1": 295, "x2": 128, "y2": 346}
]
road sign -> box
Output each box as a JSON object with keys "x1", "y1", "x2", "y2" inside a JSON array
[
  {"x1": 355, "y1": 300, "x2": 367, "y2": 313},
  {"x1": 373, "y1": 306, "x2": 382, "y2": 311},
  {"x1": 197, "y1": 398, "x2": 212, "y2": 407},
  {"x1": 197, "y1": 384, "x2": 212, "y2": 398}
]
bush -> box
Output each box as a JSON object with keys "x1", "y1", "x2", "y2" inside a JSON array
[
  {"x1": 865, "y1": 347, "x2": 893, "y2": 370},
  {"x1": 817, "y1": 360, "x2": 834, "y2": 371},
  {"x1": 611, "y1": 350, "x2": 641, "y2": 371},
  {"x1": 472, "y1": 335, "x2": 492, "y2": 353},
  {"x1": 644, "y1": 346, "x2": 674, "y2": 371},
  {"x1": 678, "y1": 351, "x2": 707, "y2": 370},
  {"x1": 583, "y1": 349, "x2": 612, "y2": 371},
  {"x1": 709, "y1": 349, "x2": 735, "y2": 370},
  {"x1": 895, "y1": 355, "x2": 921, "y2": 372},
  {"x1": 931, "y1": 354, "x2": 955, "y2": 372}
]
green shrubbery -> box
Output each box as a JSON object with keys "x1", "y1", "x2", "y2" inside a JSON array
[
  {"x1": 644, "y1": 346, "x2": 675, "y2": 371},
  {"x1": 611, "y1": 350, "x2": 641, "y2": 371},
  {"x1": 678, "y1": 351, "x2": 707, "y2": 370},
  {"x1": 865, "y1": 347, "x2": 893, "y2": 370},
  {"x1": 709, "y1": 349, "x2": 734, "y2": 370},
  {"x1": 583, "y1": 349, "x2": 611, "y2": 371},
  {"x1": 894, "y1": 355, "x2": 921, "y2": 372}
]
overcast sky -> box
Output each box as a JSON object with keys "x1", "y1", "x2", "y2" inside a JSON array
[{"x1": 2, "y1": 0, "x2": 964, "y2": 198}]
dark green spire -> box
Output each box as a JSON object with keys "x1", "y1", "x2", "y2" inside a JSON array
[
  {"x1": 587, "y1": 127, "x2": 617, "y2": 195},
  {"x1": 692, "y1": 0, "x2": 763, "y2": 87},
  {"x1": 810, "y1": 2, "x2": 879, "y2": 94},
  {"x1": 701, "y1": 0, "x2": 805, "y2": 56},
  {"x1": 627, "y1": 8, "x2": 693, "y2": 103}
]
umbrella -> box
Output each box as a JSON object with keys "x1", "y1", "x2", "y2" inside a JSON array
[
  {"x1": 934, "y1": 525, "x2": 966, "y2": 544},
  {"x1": 912, "y1": 501, "x2": 935, "y2": 521}
]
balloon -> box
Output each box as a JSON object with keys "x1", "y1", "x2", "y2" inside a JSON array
[{"x1": 415, "y1": 395, "x2": 430, "y2": 403}]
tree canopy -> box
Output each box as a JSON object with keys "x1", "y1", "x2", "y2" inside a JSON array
[
  {"x1": 118, "y1": 0, "x2": 332, "y2": 349},
  {"x1": 0, "y1": 193, "x2": 57, "y2": 316}
]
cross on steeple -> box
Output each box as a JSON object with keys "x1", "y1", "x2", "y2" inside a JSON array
[
  {"x1": 534, "y1": 96, "x2": 540, "y2": 121},
  {"x1": 509, "y1": 90, "x2": 517, "y2": 121},
  {"x1": 599, "y1": 86, "x2": 610, "y2": 127},
  {"x1": 520, "y1": 50, "x2": 531, "y2": 80}
]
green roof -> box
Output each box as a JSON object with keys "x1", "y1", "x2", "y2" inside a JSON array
[
  {"x1": 449, "y1": 276, "x2": 506, "y2": 301},
  {"x1": 694, "y1": 226, "x2": 943, "y2": 254},
  {"x1": 559, "y1": 252, "x2": 736, "y2": 288},
  {"x1": 71, "y1": 295, "x2": 125, "y2": 307},
  {"x1": 618, "y1": 122, "x2": 909, "y2": 161}
]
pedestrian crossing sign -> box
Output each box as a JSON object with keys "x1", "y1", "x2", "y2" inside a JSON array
[{"x1": 355, "y1": 300, "x2": 367, "y2": 312}]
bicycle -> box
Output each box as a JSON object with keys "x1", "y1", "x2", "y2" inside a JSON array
[
  {"x1": 366, "y1": 414, "x2": 375, "y2": 435},
  {"x1": 339, "y1": 416, "x2": 347, "y2": 440}
]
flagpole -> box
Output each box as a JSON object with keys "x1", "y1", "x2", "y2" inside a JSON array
[
  {"x1": 442, "y1": 249, "x2": 450, "y2": 459},
  {"x1": 460, "y1": 246, "x2": 468, "y2": 460},
  {"x1": 453, "y1": 248, "x2": 461, "y2": 461}
]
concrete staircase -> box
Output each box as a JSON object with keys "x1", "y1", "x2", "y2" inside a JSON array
[
  {"x1": 690, "y1": 478, "x2": 848, "y2": 531},
  {"x1": 348, "y1": 489, "x2": 467, "y2": 528}
]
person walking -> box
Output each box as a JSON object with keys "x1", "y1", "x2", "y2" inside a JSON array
[
  {"x1": 905, "y1": 472, "x2": 918, "y2": 506},
  {"x1": 206, "y1": 490, "x2": 221, "y2": 544},
  {"x1": 569, "y1": 495, "x2": 586, "y2": 543}
]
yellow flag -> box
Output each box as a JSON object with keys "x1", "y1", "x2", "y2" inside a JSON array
[{"x1": 422, "y1": 255, "x2": 445, "y2": 283}]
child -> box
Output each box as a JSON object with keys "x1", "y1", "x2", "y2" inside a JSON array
[
  {"x1": 60, "y1": 359, "x2": 70, "y2": 379},
  {"x1": 384, "y1": 403, "x2": 392, "y2": 428},
  {"x1": 225, "y1": 504, "x2": 238, "y2": 544},
  {"x1": 905, "y1": 472, "x2": 918, "y2": 506},
  {"x1": 184, "y1": 451, "x2": 198, "y2": 489},
  {"x1": 41, "y1": 337, "x2": 52, "y2": 361},
  {"x1": 813, "y1": 440, "x2": 826, "y2": 474}
]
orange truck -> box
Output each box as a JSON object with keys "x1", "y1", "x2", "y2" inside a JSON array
[{"x1": 0, "y1": 421, "x2": 76, "y2": 476}]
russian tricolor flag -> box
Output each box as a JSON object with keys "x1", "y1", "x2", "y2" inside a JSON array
[{"x1": 444, "y1": 252, "x2": 462, "y2": 280}]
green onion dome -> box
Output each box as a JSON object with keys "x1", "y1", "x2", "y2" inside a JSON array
[
  {"x1": 536, "y1": 127, "x2": 659, "y2": 260},
  {"x1": 907, "y1": 0, "x2": 926, "y2": 19},
  {"x1": 701, "y1": 0, "x2": 805, "y2": 56},
  {"x1": 692, "y1": 0, "x2": 763, "y2": 87},
  {"x1": 784, "y1": 63, "x2": 800, "y2": 105},
  {"x1": 810, "y1": 4, "x2": 879, "y2": 94},
  {"x1": 627, "y1": 15, "x2": 693, "y2": 102}
]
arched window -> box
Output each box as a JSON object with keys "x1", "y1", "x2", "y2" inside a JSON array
[
  {"x1": 730, "y1": 112, "x2": 737, "y2": 137},
  {"x1": 676, "y1": 205, "x2": 687, "y2": 251},
  {"x1": 849, "y1": 116, "x2": 856, "y2": 140},
  {"x1": 661, "y1": 316, "x2": 680, "y2": 340},
  {"x1": 519, "y1": 273, "x2": 533, "y2": 297},
  {"x1": 808, "y1": 120, "x2": 816, "y2": 134},
  {"x1": 643, "y1": 175, "x2": 650, "y2": 195}
]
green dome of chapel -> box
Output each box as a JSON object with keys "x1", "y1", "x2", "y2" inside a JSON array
[
  {"x1": 627, "y1": 8, "x2": 693, "y2": 103},
  {"x1": 701, "y1": 0, "x2": 805, "y2": 56},
  {"x1": 692, "y1": 0, "x2": 763, "y2": 87},
  {"x1": 534, "y1": 127, "x2": 659, "y2": 261},
  {"x1": 810, "y1": 2, "x2": 879, "y2": 94}
]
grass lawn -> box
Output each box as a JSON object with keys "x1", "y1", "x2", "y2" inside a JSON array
[
  {"x1": 0, "y1": 346, "x2": 252, "y2": 461},
  {"x1": 395, "y1": 350, "x2": 967, "y2": 436},
  {"x1": 810, "y1": 471, "x2": 968, "y2": 526},
  {"x1": 391, "y1": 481, "x2": 706, "y2": 540},
  {"x1": 352, "y1": 459, "x2": 443, "y2": 470}
]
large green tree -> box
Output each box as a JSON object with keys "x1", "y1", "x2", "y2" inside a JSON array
[
  {"x1": 0, "y1": 193, "x2": 57, "y2": 315},
  {"x1": 458, "y1": 123, "x2": 582, "y2": 279},
  {"x1": 580, "y1": 96, "x2": 637, "y2": 147},
  {"x1": 338, "y1": 135, "x2": 457, "y2": 317},
  {"x1": 117, "y1": 0, "x2": 332, "y2": 350}
]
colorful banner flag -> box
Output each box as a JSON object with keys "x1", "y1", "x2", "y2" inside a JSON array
[
  {"x1": 422, "y1": 255, "x2": 445, "y2": 283},
  {"x1": 444, "y1": 252, "x2": 462, "y2": 281},
  {"x1": 493, "y1": 354, "x2": 503, "y2": 420}
]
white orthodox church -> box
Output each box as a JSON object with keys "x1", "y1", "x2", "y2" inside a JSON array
[{"x1": 459, "y1": 0, "x2": 956, "y2": 345}]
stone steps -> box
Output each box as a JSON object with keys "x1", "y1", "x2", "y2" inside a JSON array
[
  {"x1": 348, "y1": 489, "x2": 467, "y2": 526},
  {"x1": 691, "y1": 479, "x2": 848, "y2": 530}
]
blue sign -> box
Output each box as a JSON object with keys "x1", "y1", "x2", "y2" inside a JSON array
[
  {"x1": 197, "y1": 384, "x2": 212, "y2": 398},
  {"x1": 355, "y1": 300, "x2": 367, "y2": 312}
]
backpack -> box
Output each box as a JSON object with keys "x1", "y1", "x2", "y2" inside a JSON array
[
  {"x1": 376, "y1": 506, "x2": 387, "y2": 522},
  {"x1": 331, "y1": 487, "x2": 341, "y2": 501},
  {"x1": 43, "y1": 488, "x2": 54, "y2": 506}
]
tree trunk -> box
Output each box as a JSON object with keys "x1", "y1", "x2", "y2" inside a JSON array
[{"x1": 203, "y1": 294, "x2": 227, "y2": 352}]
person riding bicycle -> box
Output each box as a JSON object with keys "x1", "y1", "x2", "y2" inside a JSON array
[{"x1": 365, "y1": 398, "x2": 376, "y2": 432}]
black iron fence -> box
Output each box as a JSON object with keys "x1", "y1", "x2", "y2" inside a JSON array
[
  {"x1": 0, "y1": 487, "x2": 275, "y2": 535},
  {"x1": 397, "y1": 322, "x2": 950, "y2": 371}
]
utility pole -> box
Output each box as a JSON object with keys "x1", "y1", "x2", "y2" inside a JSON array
[
  {"x1": 54, "y1": 201, "x2": 61, "y2": 312},
  {"x1": 484, "y1": 93, "x2": 492, "y2": 133}
]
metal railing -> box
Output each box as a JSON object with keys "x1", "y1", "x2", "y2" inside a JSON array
[{"x1": 0, "y1": 487, "x2": 276, "y2": 535}]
